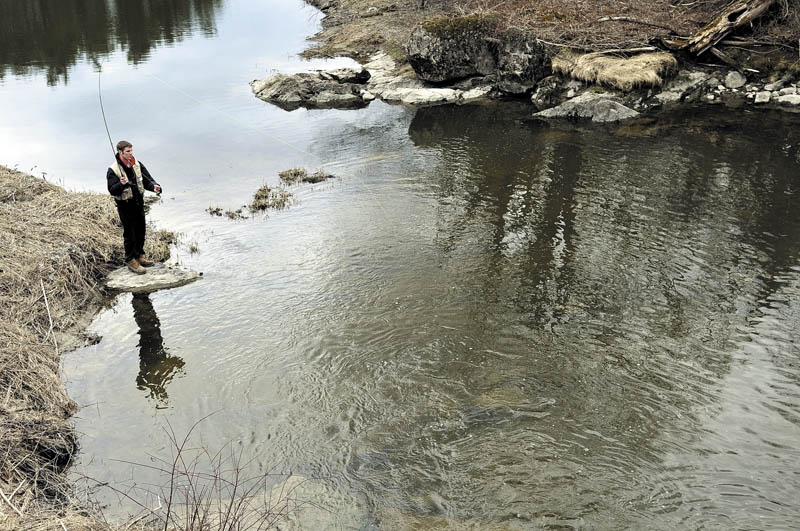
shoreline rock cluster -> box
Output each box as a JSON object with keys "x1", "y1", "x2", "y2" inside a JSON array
[{"x1": 252, "y1": 7, "x2": 800, "y2": 122}]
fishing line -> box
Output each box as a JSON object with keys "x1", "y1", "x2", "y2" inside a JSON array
[{"x1": 141, "y1": 70, "x2": 395, "y2": 222}]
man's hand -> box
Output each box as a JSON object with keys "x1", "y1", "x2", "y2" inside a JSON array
[
  {"x1": 120, "y1": 174, "x2": 128, "y2": 185},
  {"x1": 154, "y1": 184, "x2": 162, "y2": 193}
]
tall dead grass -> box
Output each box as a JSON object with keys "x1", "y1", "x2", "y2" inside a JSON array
[{"x1": 0, "y1": 165, "x2": 171, "y2": 529}]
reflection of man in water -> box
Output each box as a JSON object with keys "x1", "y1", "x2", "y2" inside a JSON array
[{"x1": 131, "y1": 293, "x2": 185, "y2": 404}]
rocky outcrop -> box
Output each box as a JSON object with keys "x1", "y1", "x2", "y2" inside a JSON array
[
  {"x1": 252, "y1": 52, "x2": 494, "y2": 109},
  {"x1": 250, "y1": 68, "x2": 371, "y2": 110},
  {"x1": 363, "y1": 52, "x2": 493, "y2": 105},
  {"x1": 405, "y1": 15, "x2": 548, "y2": 94},
  {"x1": 535, "y1": 92, "x2": 639, "y2": 123},
  {"x1": 405, "y1": 14, "x2": 499, "y2": 83}
]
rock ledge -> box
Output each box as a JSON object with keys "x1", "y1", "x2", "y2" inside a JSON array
[{"x1": 105, "y1": 263, "x2": 202, "y2": 293}]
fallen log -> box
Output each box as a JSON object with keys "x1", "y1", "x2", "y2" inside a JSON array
[{"x1": 685, "y1": 0, "x2": 779, "y2": 55}]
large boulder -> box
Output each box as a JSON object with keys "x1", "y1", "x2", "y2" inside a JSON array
[
  {"x1": 534, "y1": 92, "x2": 639, "y2": 123},
  {"x1": 405, "y1": 14, "x2": 500, "y2": 83},
  {"x1": 250, "y1": 69, "x2": 371, "y2": 111},
  {"x1": 406, "y1": 15, "x2": 548, "y2": 93},
  {"x1": 492, "y1": 29, "x2": 549, "y2": 94}
]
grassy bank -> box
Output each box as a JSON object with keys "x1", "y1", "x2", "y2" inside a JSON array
[
  {"x1": 0, "y1": 165, "x2": 171, "y2": 530},
  {"x1": 305, "y1": 0, "x2": 799, "y2": 73}
]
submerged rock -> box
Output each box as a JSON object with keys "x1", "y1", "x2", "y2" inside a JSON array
[
  {"x1": 535, "y1": 92, "x2": 639, "y2": 123},
  {"x1": 106, "y1": 263, "x2": 202, "y2": 293}
]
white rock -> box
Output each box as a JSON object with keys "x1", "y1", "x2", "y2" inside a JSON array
[
  {"x1": 754, "y1": 91, "x2": 771, "y2": 104},
  {"x1": 779, "y1": 87, "x2": 797, "y2": 96},
  {"x1": 566, "y1": 88, "x2": 577, "y2": 98},
  {"x1": 382, "y1": 87, "x2": 460, "y2": 105},
  {"x1": 250, "y1": 78, "x2": 270, "y2": 94},
  {"x1": 106, "y1": 263, "x2": 202, "y2": 293},
  {"x1": 706, "y1": 94, "x2": 715, "y2": 101},
  {"x1": 461, "y1": 86, "x2": 492, "y2": 100},
  {"x1": 724, "y1": 71, "x2": 747, "y2": 89},
  {"x1": 777, "y1": 94, "x2": 800, "y2": 105},
  {"x1": 360, "y1": 90, "x2": 376, "y2": 101}
]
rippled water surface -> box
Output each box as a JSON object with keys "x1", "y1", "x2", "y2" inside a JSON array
[{"x1": 3, "y1": 1, "x2": 800, "y2": 529}]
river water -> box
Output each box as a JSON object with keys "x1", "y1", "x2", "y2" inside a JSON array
[{"x1": 3, "y1": 1, "x2": 800, "y2": 529}]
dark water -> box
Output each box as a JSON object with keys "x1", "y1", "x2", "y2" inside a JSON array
[{"x1": 3, "y1": 1, "x2": 800, "y2": 529}]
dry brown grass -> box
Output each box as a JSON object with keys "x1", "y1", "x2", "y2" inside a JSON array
[
  {"x1": 306, "y1": 0, "x2": 799, "y2": 65},
  {"x1": 0, "y1": 165, "x2": 172, "y2": 529},
  {"x1": 552, "y1": 49, "x2": 678, "y2": 90},
  {"x1": 456, "y1": 0, "x2": 800, "y2": 50}
]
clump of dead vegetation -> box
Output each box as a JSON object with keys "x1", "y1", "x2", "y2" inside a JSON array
[
  {"x1": 0, "y1": 165, "x2": 171, "y2": 529},
  {"x1": 249, "y1": 184, "x2": 293, "y2": 212},
  {"x1": 552, "y1": 49, "x2": 678, "y2": 90},
  {"x1": 279, "y1": 168, "x2": 336, "y2": 185},
  {"x1": 278, "y1": 168, "x2": 308, "y2": 185}
]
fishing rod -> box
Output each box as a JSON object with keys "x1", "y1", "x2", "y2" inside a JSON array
[{"x1": 97, "y1": 66, "x2": 127, "y2": 187}]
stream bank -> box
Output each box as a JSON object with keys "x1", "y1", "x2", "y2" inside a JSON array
[
  {"x1": 0, "y1": 166, "x2": 173, "y2": 529},
  {"x1": 252, "y1": 0, "x2": 800, "y2": 119}
]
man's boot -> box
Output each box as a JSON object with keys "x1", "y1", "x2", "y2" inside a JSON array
[
  {"x1": 138, "y1": 255, "x2": 154, "y2": 267},
  {"x1": 127, "y1": 258, "x2": 147, "y2": 274}
]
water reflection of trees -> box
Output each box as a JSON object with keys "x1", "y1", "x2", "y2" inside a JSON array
[
  {"x1": 0, "y1": 0, "x2": 222, "y2": 85},
  {"x1": 360, "y1": 105, "x2": 800, "y2": 526}
]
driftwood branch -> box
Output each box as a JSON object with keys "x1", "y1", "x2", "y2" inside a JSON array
[
  {"x1": 536, "y1": 38, "x2": 658, "y2": 55},
  {"x1": 708, "y1": 46, "x2": 741, "y2": 70},
  {"x1": 596, "y1": 16, "x2": 680, "y2": 35},
  {"x1": 686, "y1": 0, "x2": 779, "y2": 55}
]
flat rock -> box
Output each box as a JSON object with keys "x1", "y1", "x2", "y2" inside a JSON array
[
  {"x1": 777, "y1": 94, "x2": 800, "y2": 105},
  {"x1": 754, "y1": 91, "x2": 772, "y2": 104},
  {"x1": 381, "y1": 87, "x2": 460, "y2": 105},
  {"x1": 106, "y1": 263, "x2": 202, "y2": 293},
  {"x1": 535, "y1": 92, "x2": 639, "y2": 123}
]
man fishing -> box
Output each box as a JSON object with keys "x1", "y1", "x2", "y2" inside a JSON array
[{"x1": 106, "y1": 141, "x2": 162, "y2": 274}]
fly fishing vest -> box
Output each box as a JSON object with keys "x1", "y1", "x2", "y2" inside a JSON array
[{"x1": 109, "y1": 161, "x2": 145, "y2": 202}]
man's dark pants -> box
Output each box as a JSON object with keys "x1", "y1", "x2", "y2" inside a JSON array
[{"x1": 116, "y1": 199, "x2": 146, "y2": 263}]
